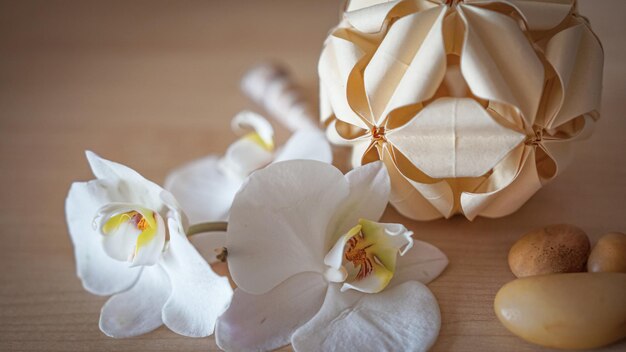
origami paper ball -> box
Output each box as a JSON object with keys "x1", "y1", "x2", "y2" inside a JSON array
[{"x1": 319, "y1": 0, "x2": 603, "y2": 220}]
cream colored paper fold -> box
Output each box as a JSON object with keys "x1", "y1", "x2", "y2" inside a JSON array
[{"x1": 319, "y1": 0, "x2": 603, "y2": 220}]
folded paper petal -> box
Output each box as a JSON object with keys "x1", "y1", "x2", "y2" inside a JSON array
[
  {"x1": 345, "y1": 0, "x2": 403, "y2": 33},
  {"x1": 160, "y1": 218, "x2": 233, "y2": 337},
  {"x1": 291, "y1": 281, "x2": 441, "y2": 352},
  {"x1": 460, "y1": 145, "x2": 542, "y2": 219},
  {"x1": 165, "y1": 156, "x2": 242, "y2": 223},
  {"x1": 319, "y1": 32, "x2": 374, "y2": 129},
  {"x1": 273, "y1": 129, "x2": 333, "y2": 164},
  {"x1": 329, "y1": 161, "x2": 391, "y2": 239},
  {"x1": 227, "y1": 160, "x2": 350, "y2": 294},
  {"x1": 350, "y1": 139, "x2": 374, "y2": 167},
  {"x1": 99, "y1": 265, "x2": 170, "y2": 338},
  {"x1": 385, "y1": 145, "x2": 456, "y2": 218},
  {"x1": 215, "y1": 272, "x2": 327, "y2": 352},
  {"x1": 459, "y1": 5, "x2": 544, "y2": 126},
  {"x1": 66, "y1": 181, "x2": 142, "y2": 295},
  {"x1": 320, "y1": 79, "x2": 334, "y2": 124},
  {"x1": 467, "y1": 0, "x2": 573, "y2": 30},
  {"x1": 387, "y1": 97, "x2": 525, "y2": 178},
  {"x1": 540, "y1": 116, "x2": 596, "y2": 181},
  {"x1": 381, "y1": 146, "x2": 446, "y2": 220},
  {"x1": 544, "y1": 21, "x2": 604, "y2": 128},
  {"x1": 321, "y1": 0, "x2": 601, "y2": 221},
  {"x1": 364, "y1": 6, "x2": 447, "y2": 123}
]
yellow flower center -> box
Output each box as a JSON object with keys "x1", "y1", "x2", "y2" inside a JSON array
[
  {"x1": 344, "y1": 231, "x2": 376, "y2": 281},
  {"x1": 101, "y1": 208, "x2": 159, "y2": 258},
  {"x1": 130, "y1": 211, "x2": 149, "y2": 231},
  {"x1": 243, "y1": 131, "x2": 275, "y2": 151},
  {"x1": 323, "y1": 219, "x2": 413, "y2": 294}
]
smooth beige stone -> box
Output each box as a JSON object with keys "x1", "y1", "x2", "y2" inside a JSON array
[
  {"x1": 588, "y1": 232, "x2": 626, "y2": 273},
  {"x1": 495, "y1": 273, "x2": 626, "y2": 350},
  {"x1": 508, "y1": 224, "x2": 590, "y2": 277}
]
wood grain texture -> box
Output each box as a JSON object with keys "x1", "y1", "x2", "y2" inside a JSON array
[{"x1": 0, "y1": 1, "x2": 624, "y2": 351}]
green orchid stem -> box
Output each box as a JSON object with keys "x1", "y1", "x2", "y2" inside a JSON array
[{"x1": 186, "y1": 221, "x2": 228, "y2": 237}]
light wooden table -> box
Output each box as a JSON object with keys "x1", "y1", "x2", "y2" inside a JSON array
[{"x1": 1, "y1": 1, "x2": 624, "y2": 351}]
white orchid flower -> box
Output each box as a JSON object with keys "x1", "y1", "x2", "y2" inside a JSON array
[
  {"x1": 215, "y1": 160, "x2": 449, "y2": 351},
  {"x1": 65, "y1": 151, "x2": 233, "y2": 338},
  {"x1": 165, "y1": 110, "x2": 333, "y2": 224}
]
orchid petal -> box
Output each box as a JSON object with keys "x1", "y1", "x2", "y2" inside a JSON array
[
  {"x1": 165, "y1": 156, "x2": 242, "y2": 223},
  {"x1": 160, "y1": 217, "x2": 233, "y2": 337},
  {"x1": 99, "y1": 265, "x2": 170, "y2": 338},
  {"x1": 220, "y1": 138, "x2": 274, "y2": 180},
  {"x1": 291, "y1": 281, "x2": 441, "y2": 352},
  {"x1": 227, "y1": 160, "x2": 350, "y2": 294},
  {"x1": 188, "y1": 231, "x2": 228, "y2": 264},
  {"x1": 273, "y1": 129, "x2": 333, "y2": 164},
  {"x1": 66, "y1": 181, "x2": 141, "y2": 295},
  {"x1": 85, "y1": 151, "x2": 164, "y2": 211},
  {"x1": 329, "y1": 161, "x2": 390, "y2": 238},
  {"x1": 231, "y1": 110, "x2": 275, "y2": 150},
  {"x1": 216, "y1": 272, "x2": 327, "y2": 352},
  {"x1": 391, "y1": 239, "x2": 448, "y2": 286}
]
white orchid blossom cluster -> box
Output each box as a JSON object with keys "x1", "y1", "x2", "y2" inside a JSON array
[
  {"x1": 66, "y1": 104, "x2": 332, "y2": 334},
  {"x1": 65, "y1": 63, "x2": 449, "y2": 350},
  {"x1": 319, "y1": 0, "x2": 604, "y2": 220}
]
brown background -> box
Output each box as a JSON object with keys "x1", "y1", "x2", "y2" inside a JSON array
[{"x1": 0, "y1": 0, "x2": 624, "y2": 351}]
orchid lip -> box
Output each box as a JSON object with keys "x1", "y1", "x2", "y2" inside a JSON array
[
  {"x1": 93, "y1": 203, "x2": 166, "y2": 265},
  {"x1": 324, "y1": 219, "x2": 414, "y2": 294}
]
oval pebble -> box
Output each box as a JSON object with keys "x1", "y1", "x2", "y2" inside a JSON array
[
  {"x1": 588, "y1": 232, "x2": 626, "y2": 273},
  {"x1": 494, "y1": 272, "x2": 626, "y2": 350},
  {"x1": 508, "y1": 224, "x2": 590, "y2": 277}
]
